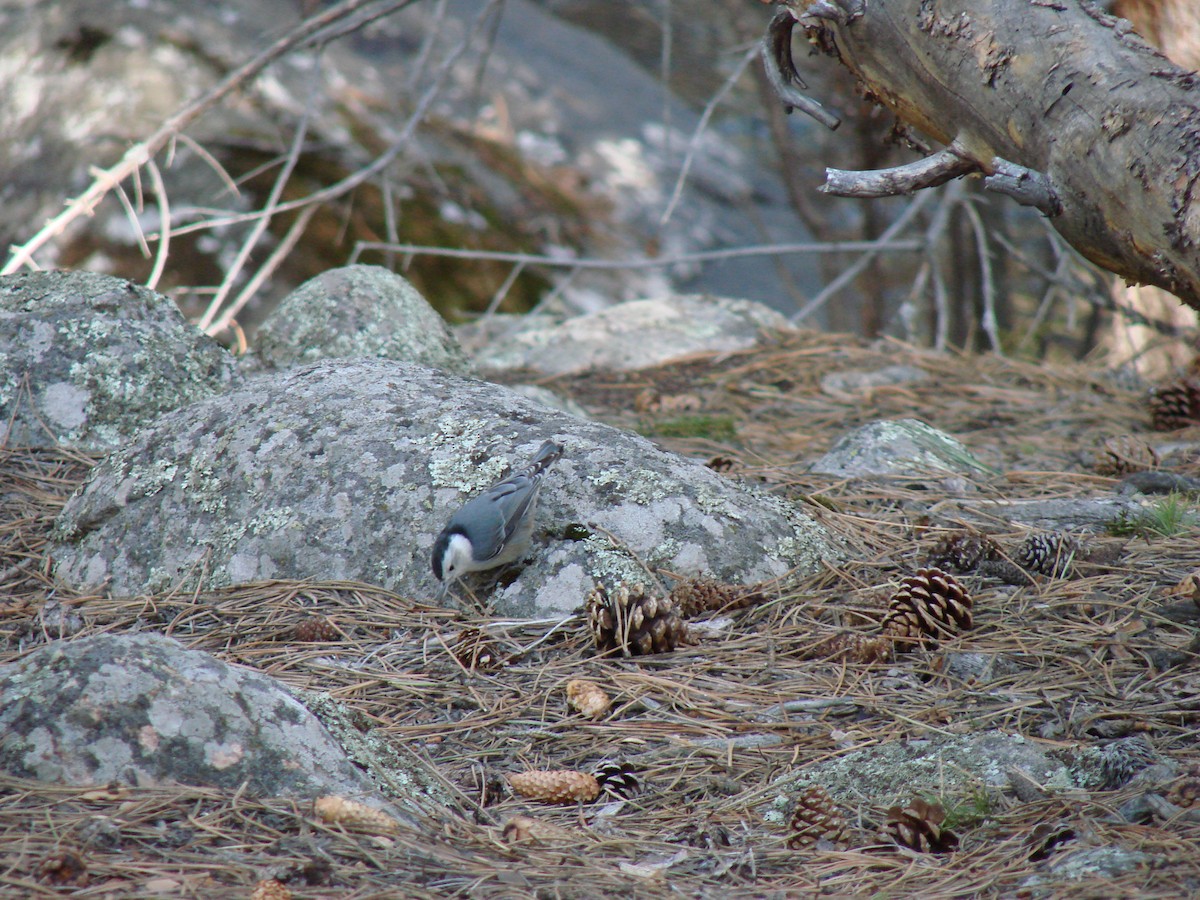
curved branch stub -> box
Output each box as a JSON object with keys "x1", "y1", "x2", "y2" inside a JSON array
[
  {"x1": 983, "y1": 157, "x2": 1063, "y2": 217},
  {"x1": 804, "y1": 0, "x2": 865, "y2": 25},
  {"x1": 761, "y1": 10, "x2": 842, "y2": 130},
  {"x1": 820, "y1": 144, "x2": 980, "y2": 197}
]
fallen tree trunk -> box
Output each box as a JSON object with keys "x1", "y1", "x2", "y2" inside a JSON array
[{"x1": 763, "y1": 0, "x2": 1200, "y2": 311}]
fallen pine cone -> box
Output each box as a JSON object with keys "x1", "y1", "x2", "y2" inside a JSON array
[
  {"x1": 294, "y1": 616, "x2": 340, "y2": 642},
  {"x1": 879, "y1": 568, "x2": 972, "y2": 650},
  {"x1": 501, "y1": 815, "x2": 579, "y2": 843},
  {"x1": 586, "y1": 583, "x2": 687, "y2": 656},
  {"x1": 883, "y1": 798, "x2": 958, "y2": 854},
  {"x1": 592, "y1": 760, "x2": 640, "y2": 799},
  {"x1": 788, "y1": 785, "x2": 848, "y2": 849},
  {"x1": 250, "y1": 879, "x2": 292, "y2": 900},
  {"x1": 508, "y1": 769, "x2": 600, "y2": 804},
  {"x1": 566, "y1": 678, "x2": 612, "y2": 718},
  {"x1": 669, "y1": 577, "x2": 767, "y2": 618},
  {"x1": 1015, "y1": 531, "x2": 1081, "y2": 578},
  {"x1": 803, "y1": 630, "x2": 893, "y2": 664},
  {"x1": 313, "y1": 796, "x2": 399, "y2": 834}
]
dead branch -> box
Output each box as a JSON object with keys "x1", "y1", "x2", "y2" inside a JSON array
[{"x1": 764, "y1": 0, "x2": 1200, "y2": 310}]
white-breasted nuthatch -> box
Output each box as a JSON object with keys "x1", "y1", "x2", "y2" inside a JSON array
[{"x1": 431, "y1": 439, "x2": 564, "y2": 597}]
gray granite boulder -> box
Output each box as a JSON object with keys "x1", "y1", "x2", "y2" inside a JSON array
[
  {"x1": 0, "y1": 271, "x2": 240, "y2": 450},
  {"x1": 51, "y1": 357, "x2": 839, "y2": 616},
  {"x1": 809, "y1": 418, "x2": 999, "y2": 478},
  {"x1": 467, "y1": 294, "x2": 791, "y2": 376},
  {"x1": 0, "y1": 633, "x2": 411, "y2": 821},
  {"x1": 255, "y1": 265, "x2": 473, "y2": 375}
]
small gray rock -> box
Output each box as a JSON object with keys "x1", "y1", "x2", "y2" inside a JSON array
[
  {"x1": 0, "y1": 633, "x2": 408, "y2": 819},
  {"x1": 0, "y1": 271, "x2": 240, "y2": 450},
  {"x1": 766, "y1": 731, "x2": 1075, "y2": 820},
  {"x1": 810, "y1": 418, "x2": 998, "y2": 478},
  {"x1": 255, "y1": 265, "x2": 473, "y2": 375},
  {"x1": 470, "y1": 294, "x2": 790, "y2": 376},
  {"x1": 52, "y1": 358, "x2": 839, "y2": 616}
]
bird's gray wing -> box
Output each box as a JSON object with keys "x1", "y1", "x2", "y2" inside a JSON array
[{"x1": 467, "y1": 473, "x2": 540, "y2": 561}]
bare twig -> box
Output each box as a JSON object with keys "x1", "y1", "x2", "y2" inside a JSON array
[
  {"x1": 820, "y1": 141, "x2": 979, "y2": 198},
  {"x1": 961, "y1": 199, "x2": 1002, "y2": 353},
  {"x1": 145, "y1": 158, "x2": 171, "y2": 291},
  {"x1": 761, "y1": 10, "x2": 841, "y2": 130},
  {"x1": 660, "y1": 43, "x2": 758, "y2": 226},
  {"x1": 210, "y1": 205, "x2": 318, "y2": 338},
  {"x1": 197, "y1": 53, "x2": 320, "y2": 332},
  {"x1": 790, "y1": 190, "x2": 934, "y2": 324},
  {"x1": 350, "y1": 238, "x2": 922, "y2": 271}
]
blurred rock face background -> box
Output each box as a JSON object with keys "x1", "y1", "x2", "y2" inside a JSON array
[{"x1": 2, "y1": 0, "x2": 1160, "y2": 366}]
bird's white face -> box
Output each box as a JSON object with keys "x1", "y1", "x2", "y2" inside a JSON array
[{"x1": 439, "y1": 533, "x2": 475, "y2": 582}]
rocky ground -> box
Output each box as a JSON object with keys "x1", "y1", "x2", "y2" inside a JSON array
[{"x1": 3, "y1": 325, "x2": 1200, "y2": 898}]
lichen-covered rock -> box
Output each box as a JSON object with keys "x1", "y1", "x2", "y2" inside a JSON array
[
  {"x1": 765, "y1": 731, "x2": 1075, "y2": 825},
  {"x1": 51, "y1": 358, "x2": 838, "y2": 616},
  {"x1": 809, "y1": 418, "x2": 998, "y2": 478},
  {"x1": 254, "y1": 265, "x2": 473, "y2": 375},
  {"x1": 0, "y1": 633, "x2": 409, "y2": 821},
  {"x1": 467, "y1": 294, "x2": 791, "y2": 376},
  {"x1": 0, "y1": 271, "x2": 240, "y2": 449}
]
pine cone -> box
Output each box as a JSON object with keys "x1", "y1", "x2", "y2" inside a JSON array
[
  {"x1": 925, "y1": 529, "x2": 999, "y2": 573},
  {"x1": 586, "y1": 583, "x2": 687, "y2": 656},
  {"x1": 1166, "y1": 775, "x2": 1200, "y2": 809},
  {"x1": 883, "y1": 799, "x2": 958, "y2": 854},
  {"x1": 803, "y1": 630, "x2": 893, "y2": 663},
  {"x1": 37, "y1": 850, "x2": 89, "y2": 887},
  {"x1": 450, "y1": 626, "x2": 503, "y2": 671},
  {"x1": 592, "y1": 760, "x2": 640, "y2": 799},
  {"x1": 1149, "y1": 380, "x2": 1200, "y2": 431},
  {"x1": 1094, "y1": 435, "x2": 1159, "y2": 477},
  {"x1": 565, "y1": 679, "x2": 612, "y2": 718},
  {"x1": 788, "y1": 785, "x2": 848, "y2": 849},
  {"x1": 508, "y1": 769, "x2": 600, "y2": 804},
  {"x1": 669, "y1": 578, "x2": 767, "y2": 618},
  {"x1": 879, "y1": 568, "x2": 972, "y2": 650},
  {"x1": 501, "y1": 815, "x2": 577, "y2": 843},
  {"x1": 1015, "y1": 532, "x2": 1081, "y2": 578},
  {"x1": 977, "y1": 557, "x2": 1034, "y2": 586},
  {"x1": 250, "y1": 880, "x2": 292, "y2": 900},
  {"x1": 294, "y1": 616, "x2": 340, "y2": 642},
  {"x1": 313, "y1": 796, "x2": 400, "y2": 834}
]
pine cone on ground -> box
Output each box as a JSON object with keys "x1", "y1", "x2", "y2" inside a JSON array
[
  {"x1": 1166, "y1": 774, "x2": 1200, "y2": 809},
  {"x1": 1015, "y1": 531, "x2": 1081, "y2": 578},
  {"x1": 788, "y1": 786, "x2": 849, "y2": 849},
  {"x1": 592, "y1": 760, "x2": 640, "y2": 799},
  {"x1": 565, "y1": 678, "x2": 612, "y2": 718},
  {"x1": 586, "y1": 583, "x2": 687, "y2": 656},
  {"x1": 1149, "y1": 379, "x2": 1200, "y2": 431},
  {"x1": 669, "y1": 578, "x2": 767, "y2": 618},
  {"x1": 804, "y1": 630, "x2": 893, "y2": 663},
  {"x1": 1094, "y1": 435, "x2": 1160, "y2": 477},
  {"x1": 294, "y1": 616, "x2": 340, "y2": 642},
  {"x1": 925, "y1": 529, "x2": 999, "y2": 574},
  {"x1": 313, "y1": 796, "x2": 400, "y2": 834},
  {"x1": 879, "y1": 568, "x2": 973, "y2": 650},
  {"x1": 508, "y1": 769, "x2": 600, "y2": 804},
  {"x1": 250, "y1": 880, "x2": 292, "y2": 900},
  {"x1": 883, "y1": 799, "x2": 958, "y2": 854},
  {"x1": 449, "y1": 626, "x2": 503, "y2": 671}
]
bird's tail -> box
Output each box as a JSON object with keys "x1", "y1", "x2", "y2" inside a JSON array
[{"x1": 528, "y1": 439, "x2": 564, "y2": 475}]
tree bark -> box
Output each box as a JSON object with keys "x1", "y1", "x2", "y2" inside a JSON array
[{"x1": 770, "y1": 0, "x2": 1200, "y2": 311}]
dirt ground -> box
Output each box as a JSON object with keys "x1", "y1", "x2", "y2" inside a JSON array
[{"x1": 3, "y1": 329, "x2": 1200, "y2": 898}]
